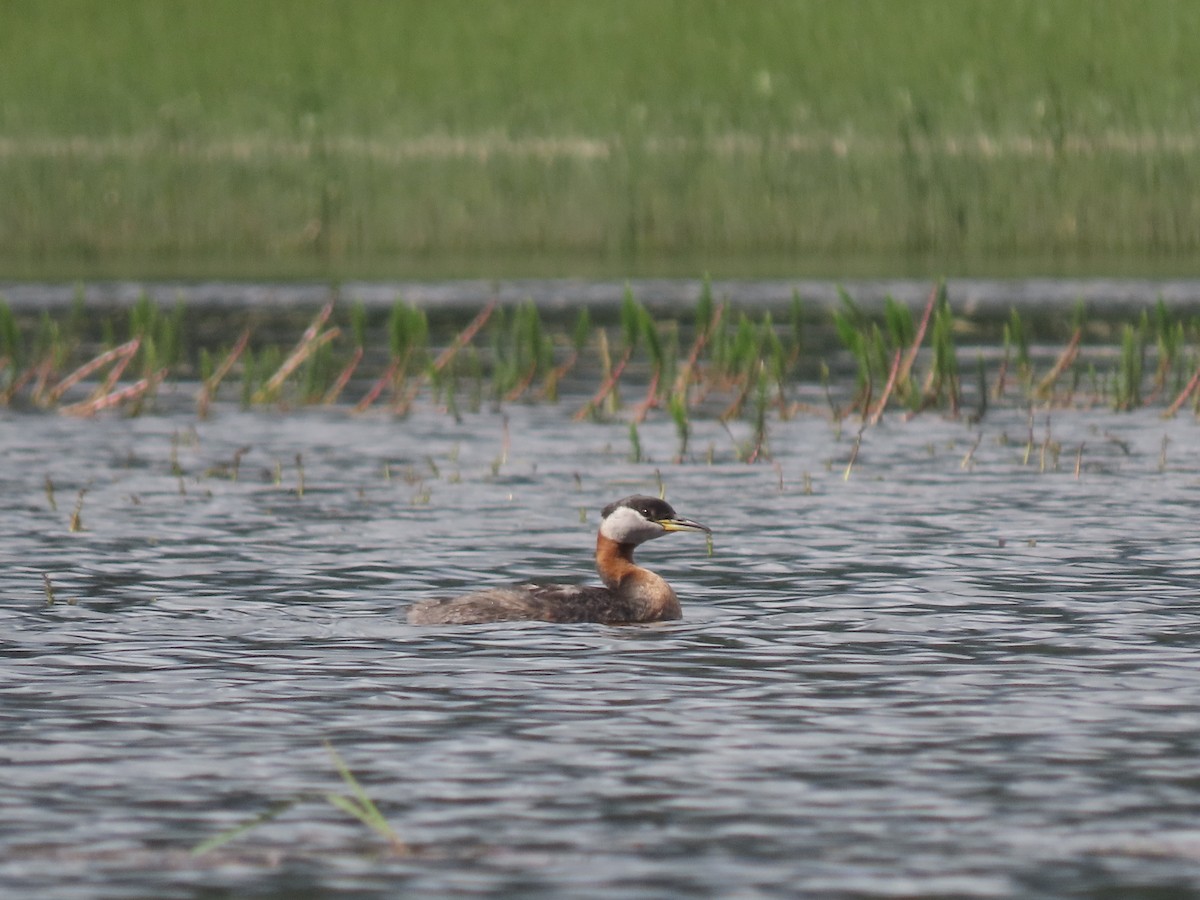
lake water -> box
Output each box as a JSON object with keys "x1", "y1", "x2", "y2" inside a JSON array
[{"x1": 4, "y1": 363, "x2": 1200, "y2": 898}]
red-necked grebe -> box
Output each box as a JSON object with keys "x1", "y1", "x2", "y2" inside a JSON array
[{"x1": 406, "y1": 495, "x2": 711, "y2": 625}]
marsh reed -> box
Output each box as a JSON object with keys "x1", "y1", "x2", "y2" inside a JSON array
[{"x1": 2, "y1": 284, "x2": 1199, "y2": 462}]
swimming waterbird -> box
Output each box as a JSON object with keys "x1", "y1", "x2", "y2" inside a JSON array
[{"x1": 407, "y1": 495, "x2": 711, "y2": 625}]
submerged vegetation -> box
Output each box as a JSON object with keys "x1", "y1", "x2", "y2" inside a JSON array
[
  {"x1": 2, "y1": 283, "x2": 1199, "y2": 465},
  {"x1": 192, "y1": 742, "x2": 409, "y2": 858}
]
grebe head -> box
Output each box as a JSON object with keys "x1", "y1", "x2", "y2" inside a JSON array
[{"x1": 599, "y1": 495, "x2": 711, "y2": 546}]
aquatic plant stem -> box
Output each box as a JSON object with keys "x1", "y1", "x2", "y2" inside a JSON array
[
  {"x1": 46, "y1": 338, "x2": 141, "y2": 404},
  {"x1": 431, "y1": 298, "x2": 497, "y2": 374},
  {"x1": 197, "y1": 328, "x2": 251, "y2": 416},
  {"x1": 1035, "y1": 327, "x2": 1082, "y2": 399},
  {"x1": 574, "y1": 343, "x2": 633, "y2": 421},
  {"x1": 1162, "y1": 362, "x2": 1200, "y2": 418},
  {"x1": 68, "y1": 486, "x2": 88, "y2": 532},
  {"x1": 253, "y1": 327, "x2": 340, "y2": 404},
  {"x1": 631, "y1": 367, "x2": 661, "y2": 424},
  {"x1": 323, "y1": 346, "x2": 364, "y2": 405},
  {"x1": 960, "y1": 432, "x2": 983, "y2": 469},
  {"x1": 354, "y1": 358, "x2": 400, "y2": 413},
  {"x1": 897, "y1": 281, "x2": 940, "y2": 387},
  {"x1": 673, "y1": 302, "x2": 720, "y2": 399},
  {"x1": 843, "y1": 428, "x2": 864, "y2": 480},
  {"x1": 537, "y1": 347, "x2": 579, "y2": 400},
  {"x1": 867, "y1": 348, "x2": 903, "y2": 425},
  {"x1": 60, "y1": 369, "x2": 168, "y2": 417}
]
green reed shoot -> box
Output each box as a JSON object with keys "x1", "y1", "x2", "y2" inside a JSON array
[
  {"x1": 595, "y1": 326, "x2": 617, "y2": 413},
  {"x1": 748, "y1": 361, "x2": 770, "y2": 462},
  {"x1": 632, "y1": 302, "x2": 665, "y2": 418},
  {"x1": 927, "y1": 293, "x2": 960, "y2": 414},
  {"x1": 831, "y1": 290, "x2": 882, "y2": 411},
  {"x1": 301, "y1": 335, "x2": 336, "y2": 402},
  {"x1": 619, "y1": 285, "x2": 642, "y2": 353},
  {"x1": 464, "y1": 345, "x2": 483, "y2": 411},
  {"x1": 628, "y1": 421, "x2": 642, "y2": 462},
  {"x1": 732, "y1": 314, "x2": 759, "y2": 379},
  {"x1": 884, "y1": 296, "x2": 915, "y2": 352},
  {"x1": 256, "y1": 344, "x2": 282, "y2": 397},
  {"x1": 1008, "y1": 307, "x2": 1031, "y2": 384},
  {"x1": 482, "y1": 301, "x2": 548, "y2": 401},
  {"x1": 388, "y1": 300, "x2": 429, "y2": 386},
  {"x1": 138, "y1": 334, "x2": 159, "y2": 391},
  {"x1": 240, "y1": 346, "x2": 258, "y2": 407},
  {"x1": 128, "y1": 292, "x2": 157, "y2": 344},
  {"x1": 507, "y1": 300, "x2": 553, "y2": 400},
  {"x1": 640, "y1": 303, "x2": 664, "y2": 377},
  {"x1": 526, "y1": 301, "x2": 554, "y2": 380},
  {"x1": 389, "y1": 299, "x2": 423, "y2": 360},
  {"x1": 162, "y1": 299, "x2": 186, "y2": 369},
  {"x1": 541, "y1": 306, "x2": 590, "y2": 401},
  {"x1": 486, "y1": 304, "x2": 513, "y2": 399},
  {"x1": 669, "y1": 391, "x2": 689, "y2": 462},
  {"x1": 125, "y1": 293, "x2": 183, "y2": 375},
  {"x1": 699, "y1": 279, "x2": 734, "y2": 378},
  {"x1": 760, "y1": 312, "x2": 787, "y2": 410},
  {"x1": 1151, "y1": 299, "x2": 1184, "y2": 395},
  {"x1": 571, "y1": 307, "x2": 592, "y2": 357},
  {"x1": 716, "y1": 312, "x2": 764, "y2": 420},
  {"x1": 1115, "y1": 321, "x2": 1145, "y2": 410},
  {"x1": 577, "y1": 290, "x2": 641, "y2": 419}
]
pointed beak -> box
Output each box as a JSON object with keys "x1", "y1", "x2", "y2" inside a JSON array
[{"x1": 659, "y1": 516, "x2": 711, "y2": 534}]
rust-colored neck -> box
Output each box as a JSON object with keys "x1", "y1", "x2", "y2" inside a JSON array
[
  {"x1": 594, "y1": 533, "x2": 681, "y2": 622},
  {"x1": 595, "y1": 533, "x2": 640, "y2": 591}
]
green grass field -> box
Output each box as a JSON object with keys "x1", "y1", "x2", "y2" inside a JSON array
[{"x1": 2, "y1": 0, "x2": 1198, "y2": 279}]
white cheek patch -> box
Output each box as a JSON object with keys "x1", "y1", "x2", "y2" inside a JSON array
[{"x1": 600, "y1": 506, "x2": 663, "y2": 543}]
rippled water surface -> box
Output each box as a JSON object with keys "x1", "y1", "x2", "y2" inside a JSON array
[{"x1": 4, "y1": 393, "x2": 1200, "y2": 898}]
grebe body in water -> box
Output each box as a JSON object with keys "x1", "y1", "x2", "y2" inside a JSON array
[{"x1": 407, "y1": 495, "x2": 710, "y2": 625}]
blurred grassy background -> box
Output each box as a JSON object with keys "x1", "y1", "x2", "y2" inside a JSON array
[{"x1": 2, "y1": 0, "x2": 1198, "y2": 279}]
